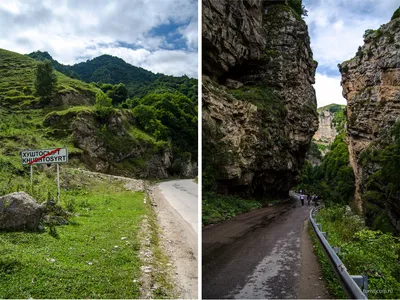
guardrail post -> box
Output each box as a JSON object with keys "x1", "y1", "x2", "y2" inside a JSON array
[
  {"x1": 351, "y1": 275, "x2": 368, "y2": 293},
  {"x1": 333, "y1": 246, "x2": 341, "y2": 254},
  {"x1": 317, "y1": 223, "x2": 321, "y2": 231},
  {"x1": 322, "y1": 232, "x2": 328, "y2": 240},
  {"x1": 363, "y1": 274, "x2": 368, "y2": 294},
  {"x1": 351, "y1": 274, "x2": 368, "y2": 294}
]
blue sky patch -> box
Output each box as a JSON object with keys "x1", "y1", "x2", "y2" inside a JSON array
[
  {"x1": 149, "y1": 20, "x2": 189, "y2": 50},
  {"x1": 317, "y1": 65, "x2": 340, "y2": 77}
]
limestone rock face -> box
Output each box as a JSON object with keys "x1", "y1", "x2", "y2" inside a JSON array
[
  {"x1": 339, "y1": 16, "x2": 400, "y2": 229},
  {"x1": 203, "y1": 0, "x2": 318, "y2": 197},
  {"x1": 0, "y1": 192, "x2": 43, "y2": 231},
  {"x1": 313, "y1": 110, "x2": 337, "y2": 143},
  {"x1": 44, "y1": 110, "x2": 177, "y2": 179}
]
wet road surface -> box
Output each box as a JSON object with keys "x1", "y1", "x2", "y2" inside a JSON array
[{"x1": 202, "y1": 194, "x2": 328, "y2": 299}]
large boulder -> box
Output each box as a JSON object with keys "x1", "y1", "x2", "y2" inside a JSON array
[{"x1": 0, "y1": 192, "x2": 43, "y2": 231}]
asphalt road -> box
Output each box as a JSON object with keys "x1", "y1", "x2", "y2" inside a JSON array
[
  {"x1": 158, "y1": 179, "x2": 198, "y2": 234},
  {"x1": 202, "y1": 194, "x2": 328, "y2": 299},
  {"x1": 154, "y1": 179, "x2": 199, "y2": 298}
]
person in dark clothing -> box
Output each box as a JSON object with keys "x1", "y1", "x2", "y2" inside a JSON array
[{"x1": 307, "y1": 194, "x2": 311, "y2": 205}]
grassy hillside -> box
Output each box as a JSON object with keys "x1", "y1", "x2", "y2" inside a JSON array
[
  {"x1": 1, "y1": 48, "x2": 197, "y2": 180},
  {"x1": 0, "y1": 48, "x2": 98, "y2": 181},
  {"x1": 1, "y1": 49, "x2": 96, "y2": 110}
]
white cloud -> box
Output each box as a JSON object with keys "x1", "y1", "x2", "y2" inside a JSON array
[
  {"x1": 178, "y1": 19, "x2": 198, "y2": 50},
  {"x1": 83, "y1": 46, "x2": 198, "y2": 78},
  {"x1": 303, "y1": 0, "x2": 399, "y2": 106},
  {"x1": 314, "y1": 73, "x2": 346, "y2": 108},
  {"x1": 0, "y1": 0, "x2": 198, "y2": 78}
]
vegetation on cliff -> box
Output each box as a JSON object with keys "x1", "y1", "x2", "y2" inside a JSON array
[
  {"x1": 2, "y1": 48, "x2": 197, "y2": 179},
  {"x1": 391, "y1": 6, "x2": 400, "y2": 21},
  {"x1": 356, "y1": 122, "x2": 400, "y2": 232}
]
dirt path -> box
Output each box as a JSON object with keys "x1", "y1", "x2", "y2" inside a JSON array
[
  {"x1": 150, "y1": 181, "x2": 198, "y2": 299},
  {"x1": 202, "y1": 195, "x2": 330, "y2": 299}
]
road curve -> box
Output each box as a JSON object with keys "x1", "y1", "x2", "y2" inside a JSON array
[
  {"x1": 202, "y1": 194, "x2": 329, "y2": 299},
  {"x1": 158, "y1": 179, "x2": 198, "y2": 234}
]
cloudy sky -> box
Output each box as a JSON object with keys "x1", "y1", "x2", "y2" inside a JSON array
[
  {"x1": 303, "y1": 0, "x2": 399, "y2": 107},
  {"x1": 0, "y1": 0, "x2": 198, "y2": 78}
]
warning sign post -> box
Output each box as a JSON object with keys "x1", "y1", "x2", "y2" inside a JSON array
[{"x1": 21, "y1": 147, "x2": 68, "y2": 204}]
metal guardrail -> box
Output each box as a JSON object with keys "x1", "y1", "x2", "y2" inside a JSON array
[{"x1": 309, "y1": 206, "x2": 368, "y2": 299}]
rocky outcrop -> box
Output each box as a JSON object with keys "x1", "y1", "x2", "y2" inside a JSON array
[
  {"x1": 44, "y1": 109, "x2": 179, "y2": 179},
  {"x1": 54, "y1": 90, "x2": 96, "y2": 107},
  {"x1": 0, "y1": 192, "x2": 43, "y2": 231},
  {"x1": 314, "y1": 110, "x2": 337, "y2": 143},
  {"x1": 203, "y1": 0, "x2": 318, "y2": 197},
  {"x1": 339, "y1": 15, "x2": 400, "y2": 231}
]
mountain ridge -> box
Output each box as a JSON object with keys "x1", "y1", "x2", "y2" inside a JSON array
[{"x1": 27, "y1": 50, "x2": 197, "y2": 100}]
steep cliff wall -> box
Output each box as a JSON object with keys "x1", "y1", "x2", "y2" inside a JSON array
[
  {"x1": 339, "y1": 14, "x2": 400, "y2": 232},
  {"x1": 314, "y1": 110, "x2": 337, "y2": 143},
  {"x1": 203, "y1": 0, "x2": 318, "y2": 198}
]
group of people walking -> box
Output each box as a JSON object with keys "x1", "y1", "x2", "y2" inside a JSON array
[{"x1": 298, "y1": 190, "x2": 321, "y2": 206}]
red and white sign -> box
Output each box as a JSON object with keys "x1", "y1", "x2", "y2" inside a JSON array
[{"x1": 21, "y1": 148, "x2": 68, "y2": 165}]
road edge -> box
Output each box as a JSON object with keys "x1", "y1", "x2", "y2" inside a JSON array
[{"x1": 149, "y1": 185, "x2": 198, "y2": 299}]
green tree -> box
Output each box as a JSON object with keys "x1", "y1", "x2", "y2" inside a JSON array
[
  {"x1": 95, "y1": 91, "x2": 112, "y2": 108},
  {"x1": 94, "y1": 90, "x2": 113, "y2": 118},
  {"x1": 34, "y1": 60, "x2": 57, "y2": 103},
  {"x1": 132, "y1": 104, "x2": 167, "y2": 140},
  {"x1": 107, "y1": 83, "x2": 128, "y2": 106}
]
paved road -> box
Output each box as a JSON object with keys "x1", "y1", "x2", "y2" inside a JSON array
[
  {"x1": 154, "y1": 179, "x2": 198, "y2": 298},
  {"x1": 202, "y1": 194, "x2": 329, "y2": 299},
  {"x1": 158, "y1": 179, "x2": 198, "y2": 234}
]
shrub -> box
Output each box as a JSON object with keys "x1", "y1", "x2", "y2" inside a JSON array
[{"x1": 316, "y1": 207, "x2": 400, "y2": 299}]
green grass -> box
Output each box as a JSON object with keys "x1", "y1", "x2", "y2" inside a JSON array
[
  {"x1": 0, "y1": 168, "x2": 174, "y2": 299},
  {"x1": 202, "y1": 192, "x2": 262, "y2": 225}
]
